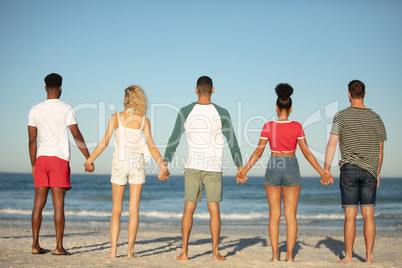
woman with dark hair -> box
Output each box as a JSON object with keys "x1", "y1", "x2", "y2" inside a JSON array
[{"x1": 237, "y1": 83, "x2": 332, "y2": 262}]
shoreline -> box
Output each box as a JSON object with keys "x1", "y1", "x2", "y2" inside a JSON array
[
  {"x1": 1, "y1": 220, "x2": 401, "y2": 267},
  {"x1": 1, "y1": 217, "x2": 400, "y2": 232}
]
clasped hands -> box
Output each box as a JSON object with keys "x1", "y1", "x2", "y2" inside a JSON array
[
  {"x1": 320, "y1": 170, "x2": 334, "y2": 185},
  {"x1": 84, "y1": 162, "x2": 95, "y2": 173},
  {"x1": 236, "y1": 167, "x2": 248, "y2": 184},
  {"x1": 158, "y1": 162, "x2": 170, "y2": 181}
]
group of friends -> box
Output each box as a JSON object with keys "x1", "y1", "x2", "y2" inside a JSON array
[{"x1": 28, "y1": 73, "x2": 386, "y2": 264}]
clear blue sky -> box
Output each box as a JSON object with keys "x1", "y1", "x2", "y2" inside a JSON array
[{"x1": 1, "y1": 0, "x2": 401, "y2": 178}]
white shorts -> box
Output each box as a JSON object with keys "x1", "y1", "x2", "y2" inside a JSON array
[{"x1": 110, "y1": 153, "x2": 146, "y2": 185}]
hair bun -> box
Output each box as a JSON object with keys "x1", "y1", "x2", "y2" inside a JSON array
[{"x1": 275, "y1": 83, "x2": 294, "y2": 99}]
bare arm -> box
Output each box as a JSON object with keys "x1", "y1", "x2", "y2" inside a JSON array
[
  {"x1": 236, "y1": 138, "x2": 268, "y2": 183},
  {"x1": 28, "y1": 126, "x2": 37, "y2": 175},
  {"x1": 298, "y1": 138, "x2": 332, "y2": 184},
  {"x1": 69, "y1": 124, "x2": 91, "y2": 159},
  {"x1": 143, "y1": 117, "x2": 169, "y2": 180},
  {"x1": 324, "y1": 134, "x2": 339, "y2": 173},
  {"x1": 377, "y1": 141, "x2": 384, "y2": 188},
  {"x1": 84, "y1": 114, "x2": 116, "y2": 167},
  {"x1": 298, "y1": 138, "x2": 324, "y2": 175}
]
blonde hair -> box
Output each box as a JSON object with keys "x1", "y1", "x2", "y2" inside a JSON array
[{"x1": 124, "y1": 85, "x2": 148, "y2": 116}]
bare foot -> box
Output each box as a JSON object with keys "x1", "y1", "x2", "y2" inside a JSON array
[
  {"x1": 336, "y1": 258, "x2": 352, "y2": 264},
  {"x1": 106, "y1": 250, "x2": 117, "y2": 258},
  {"x1": 52, "y1": 248, "x2": 71, "y2": 255},
  {"x1": 212, "y1": 252, "x2": 226, "y2": 261},
  {"x1": 127, "y1": 247, "x2": 136, "y2": 259},
  {"x1": 32, "y1": 247, "x2": 50, "y2": 254},
  {"x1": 127, "y1": 253, "x2": 138, "y2": 259},
  {"x1": 284, "y1": 253, "x2": 294, "y2": 263},
  {"x1": 176, "y1": 252, "x2": 189, "y2": 261},
  {"x1": 365, "y1": 254, "x2": 373, "y2": 264},
  {"x1": 271, "y1": 252, "x2": 279, "y2": 262}
]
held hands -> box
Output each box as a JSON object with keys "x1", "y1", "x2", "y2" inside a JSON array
[
  {"x1": 236, "y1": 167, "x2": 248, "y2": 184},
  {"x1": 84, "y1": 161, "x2": 95, "y2": 173},
  {"x1": 320, "y1": 170, "x2": 333, "y2": 185},
  {"x1": 158, "y1": 162, "x2": 170, "y2": 181}
]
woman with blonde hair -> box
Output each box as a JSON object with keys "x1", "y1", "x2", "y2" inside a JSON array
[{"x1": 85, "y1": 85, "x2": 169, "y2": 258}]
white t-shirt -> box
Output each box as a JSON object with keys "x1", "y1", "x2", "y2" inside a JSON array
[
  {"x1": 183, "y1": 104, "x2": 225, "y2": 171},
  {"x1": 164, "y1": 102, "x2": 242, "y2": 172},
  {"x1": 28, "y1": 99, "x2": 77, "y2": 161}
]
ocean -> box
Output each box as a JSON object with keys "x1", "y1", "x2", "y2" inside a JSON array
[{"x1": 0, "y1": 173, "x2": 401, "y2": 230}]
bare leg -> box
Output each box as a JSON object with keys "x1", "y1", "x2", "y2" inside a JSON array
[
  {"x1": 127, "y1": 184, "x2": 143, "y2": 259},
  {"x1": 265, "y1": 185, "x2": 282, "y2": 262},
  {"x1": 176, "y1": 202, "x2": 197, "y2": 261},
  {"x1": 50, "y1": 187, "x2": 69, "y2": 255},
  {"x1": 32, "y1": 187, "x2": 49, "y2": 254},
  {"x1": 337, "y1": 207, "x2": 357, "y2": 264},
  {"x1": 361, "y1": 206, "x2": 375, "y2": 263},
  {"x1": 107, "y1": 183, "x2": 125, "y2": 258},
  {"x1": 282, "y1": 185, "x2": 301, "y2": 262},
  {"x1": 207, "y1": 202, "x2": 225, "y2": 261}
]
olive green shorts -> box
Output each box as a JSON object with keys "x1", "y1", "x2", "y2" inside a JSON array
[{"x1": 184, "y1": 168, "x2": 223, "y2": 203}]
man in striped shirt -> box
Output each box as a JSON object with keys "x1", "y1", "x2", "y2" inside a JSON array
[{"x1": 324, "y1": 80, "x2": 386, "y2": 264}]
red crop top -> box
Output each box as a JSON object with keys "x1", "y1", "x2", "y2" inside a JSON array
[{"x1": 260, "y1": 121, "x2": 305, "y2": 152}]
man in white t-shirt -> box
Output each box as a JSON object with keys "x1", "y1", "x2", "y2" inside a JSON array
[
  {"x1": 164, "y1": 76, "x2": 245, "y2": 261},
  {"x1": 28, "y1": 73, "x2": 94, "y2": 255}
]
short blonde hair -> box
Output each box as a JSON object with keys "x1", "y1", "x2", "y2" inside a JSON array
[{"x1": 124, "y1": 85, "x2": 148, "y2": 116}]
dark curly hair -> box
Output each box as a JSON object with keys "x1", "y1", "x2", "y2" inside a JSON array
[
  {"x1": 44, "y1": 73, "x2": 62, "y2": 89},
  {"x1": 275, "y1": 83, "x2": 294, "y2": 110}
]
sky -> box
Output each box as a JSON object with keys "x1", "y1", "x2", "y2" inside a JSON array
[{"x1": 0, "y1": 0, "x2": 401, "y2": 178}]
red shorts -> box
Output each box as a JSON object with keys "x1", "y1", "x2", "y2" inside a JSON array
[{"x1": 34, "y1": 156, "x2": 71, "y2": 189}]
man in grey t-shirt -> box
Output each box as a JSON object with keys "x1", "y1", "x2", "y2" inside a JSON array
[{"x1": 324, "y1": 80, "x2": 386, "y2": 264}]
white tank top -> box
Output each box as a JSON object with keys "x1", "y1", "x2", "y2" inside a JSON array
[{"x1": 113, "y1": 113, "x2": 151, "y2": 162}]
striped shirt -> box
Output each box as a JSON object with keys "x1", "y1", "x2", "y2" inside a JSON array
[{"x1": 331, "y1": 107, "x2": 386, "y2": 178}]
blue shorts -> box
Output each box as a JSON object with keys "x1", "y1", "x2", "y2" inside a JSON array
[
  {"x1": 264, "y1": 156, "x2": 301, "y2": 187},
  {"x1": 340, "y1": 164, "x2": 377, "y2": 208}
]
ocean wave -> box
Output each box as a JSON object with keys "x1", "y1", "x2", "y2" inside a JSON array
[
  {"x1": 0, "y1": 208, "x2": 34, "y2": 215},
  {"x1": 1, "y1": 208, "x2": 401, "y2": 221},
  {"x1": 0, "y1": 208, "x2": 111, "y2": 217},
  {"x1": 0, "y1": 209, "x2": 266, "y2": 220}
]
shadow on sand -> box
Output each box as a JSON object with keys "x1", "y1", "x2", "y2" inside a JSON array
[{"x1": 316, "y1": 236, "x2": 365, "y2": 262}]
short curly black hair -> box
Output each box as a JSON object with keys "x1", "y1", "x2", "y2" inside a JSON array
[{"x1": 44, "y1": 73, "x2": 62, "y2": 89}]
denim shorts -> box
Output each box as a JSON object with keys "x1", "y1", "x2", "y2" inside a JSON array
[
  {"x1": 264, "y1": 156, "x2": 301, "y2": 187},
  {"x1": 340, "y1": 164, "x2": 377, "y2": 208}
]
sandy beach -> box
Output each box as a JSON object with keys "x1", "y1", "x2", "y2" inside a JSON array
[{"x1": 0, "y1": 220, "x2": 400, "y2": 268}]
